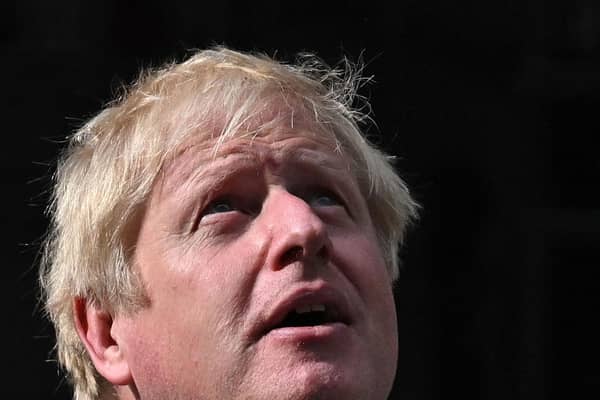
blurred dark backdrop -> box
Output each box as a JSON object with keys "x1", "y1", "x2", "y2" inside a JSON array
[{"x1": 4, "y1": 1, "x2": 599, "y2": 399}]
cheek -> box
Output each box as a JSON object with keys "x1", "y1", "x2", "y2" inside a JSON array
[
  {"x1": 113, "y1": 315, "x2": 173, "y2": 390},
  {"x1": 133, "y1": 241, "x2": 259, "y2": 360},
  {"x1": 114, "y1": 296, "x2": 238, "y2": 397},
  {"x1": 336, "y1": 233, "x2": 398, "y2": 336},
  {"x1": 335, "y1": 233, "x2": 393, "y2": 300}
]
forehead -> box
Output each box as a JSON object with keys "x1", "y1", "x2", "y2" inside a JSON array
[
  {"x1": 159, "y1": 127, "x2": 352, "y2": 192},
  {"x1": 149, "y1": 87, "x2": 362, "y2": 197}
]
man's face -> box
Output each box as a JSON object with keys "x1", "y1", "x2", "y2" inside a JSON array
[{"x1": 112, "y1": 125, "x2": 398, "y2": 399}]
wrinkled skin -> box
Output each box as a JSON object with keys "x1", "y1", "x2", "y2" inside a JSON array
[{"x1": 110, "y1": 128, "x2": 398, "y2": 400}]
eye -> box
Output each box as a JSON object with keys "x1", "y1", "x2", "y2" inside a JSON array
[
  {"x1": 309, "y1": 189, "x2": 343, "y2": 208},
  {"x1": 202, "y1": 198, "x2": 236, "y2": 216},
  {"x1": 190, "y1": 193, "x2": 257, "y2": 233},
  {"x1": 191, "y1": 197, "x2": 240, "y2": 232}
]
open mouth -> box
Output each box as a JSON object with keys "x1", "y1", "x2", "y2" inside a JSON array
[
  {"x1": 254, "y1": 285, "x2": 354, "y2": 341},
  {"x1": 271, "y1": 304, "x2": 344, "y2": 330}
]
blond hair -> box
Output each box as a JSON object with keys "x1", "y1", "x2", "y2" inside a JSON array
[{"x1": 39, "y1": 47, "x2": 418, "y2": 400}]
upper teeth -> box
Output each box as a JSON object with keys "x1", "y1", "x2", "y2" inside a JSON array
[{"x1": 295, "y1": 304, "x2": 326, "y2": 314}]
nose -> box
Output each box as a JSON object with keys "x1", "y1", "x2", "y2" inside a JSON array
[{"x1": 261, "y1": 188, "x2": 331, "y2": 271}]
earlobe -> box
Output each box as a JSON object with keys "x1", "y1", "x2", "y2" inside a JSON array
[{"x1": 73, "y1": 297, "x2": 133, "y2": 386}]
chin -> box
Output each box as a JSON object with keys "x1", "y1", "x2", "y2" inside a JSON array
[
  {"x1": 249, "y1": 361, "x2": 380, "y2": 400},
  {"x1": 235, "y1": 331, "x2": 396, "y2": 400}
]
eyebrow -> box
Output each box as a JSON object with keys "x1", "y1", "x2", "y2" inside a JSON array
[
  {"x1": 169, "y1": 151, "x2": 257, "y2": 200},
  {"x1": 160, "y1": 137, "x2": 354, "y2": 206}
]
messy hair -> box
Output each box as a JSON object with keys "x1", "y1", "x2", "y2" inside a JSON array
[{"x1": 39, "y1": 46, "x2": 418, "y2": 400}]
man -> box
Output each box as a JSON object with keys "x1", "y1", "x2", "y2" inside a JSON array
[{"x1": 40, "y1": 47, "x2": 418, "y2": 400}]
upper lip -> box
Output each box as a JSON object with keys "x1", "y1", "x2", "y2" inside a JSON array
[{"x1": 252, "y1": 282, "x2": 353, "y2": 339}]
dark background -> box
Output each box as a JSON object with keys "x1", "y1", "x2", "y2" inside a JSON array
[{"x1": 5, "y1": 1, "x2": 599, "y2": 399}]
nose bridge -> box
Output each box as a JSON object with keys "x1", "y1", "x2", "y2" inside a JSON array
[{"x1": 263, "y1": 187, "x2": 330, "y2": 270}]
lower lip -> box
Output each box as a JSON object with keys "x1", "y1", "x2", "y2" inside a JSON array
[{"x1": 264, "y1": 322, "x2": 350, "y2": 343}]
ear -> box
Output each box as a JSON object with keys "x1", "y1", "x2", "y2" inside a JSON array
[{"x1": 73, "y1": 297, "x2": 133, "y2": 386}]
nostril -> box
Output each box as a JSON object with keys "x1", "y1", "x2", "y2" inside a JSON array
[
  {"x1": 278, "y1": 242, "x2": 330, "y2": 268},
  {"x1": 316, "y1": 245, "x2": 329, "y2": 262},
  {"x1": 280, "y1": 246, "x2": 304, "y2": 266}
]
